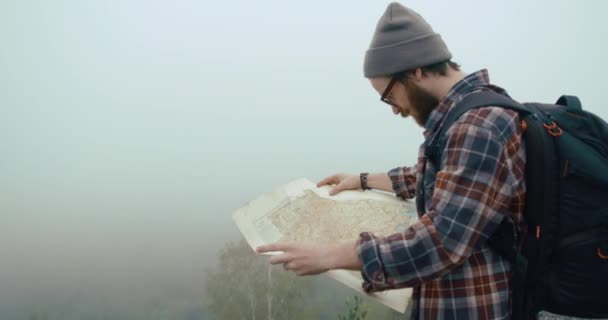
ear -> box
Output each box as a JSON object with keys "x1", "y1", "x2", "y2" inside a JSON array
[
  {"x1": 413, "y1": 68, "x2": 423, "y2": 81},
  {"x1": 406, "y1": 68, "x2": 424, "y2": 84}
]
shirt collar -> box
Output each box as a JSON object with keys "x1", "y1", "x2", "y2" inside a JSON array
[{"x1": 423, "y1": 69, "x2": 497, "y2": 139}]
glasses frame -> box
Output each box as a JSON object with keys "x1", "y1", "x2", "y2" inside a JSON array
[{"x1": 380, "y1": 77, "x2": 399, "y2": 107}]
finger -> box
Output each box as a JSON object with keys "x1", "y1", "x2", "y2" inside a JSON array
[
  {"x1": 317, "y1": 175, "x2": 338, "y2": 188},
  {"x1": 294, "y1": 266, "x2": 311, "y2": 276},
  {"x1": 270, "y1": 253, "x2": 292, "y2": 265},
  {"x1": 283, "y1": 261, "x2": 298, "y2": 270},
  {"x1": 296, "y1": 268, "x2": 325, "y2": 276},
  {"x1": 256, "y1": 242, "x2": 292, "y2": 254},
  {"x1": 329, "y1": 184, "x2": 345, "y2": 196}
]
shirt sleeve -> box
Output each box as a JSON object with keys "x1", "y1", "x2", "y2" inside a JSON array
[
  {"x1": 388, "y1": 165, "x2": 417, "y2": 200},
  {"x1": 357, "y1": 121, "x2": 521, "y2": 292}
]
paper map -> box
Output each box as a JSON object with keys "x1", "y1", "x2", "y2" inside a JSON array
[{"x1": 232, "y1": 178, "x2": 418, "y2": 313}]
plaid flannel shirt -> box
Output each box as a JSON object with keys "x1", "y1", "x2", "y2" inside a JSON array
[{"x1": 356, "y1": 70, "x2": 526, "y2": 319}]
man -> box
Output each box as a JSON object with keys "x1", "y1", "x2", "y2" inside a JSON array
[{"x1": 256, "y1": 3, "x2": 526, "y2": 319}]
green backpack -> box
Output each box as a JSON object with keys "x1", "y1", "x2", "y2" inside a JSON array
[{"x1": 424, "y1": 91, "x2": 608, "y2": 319}]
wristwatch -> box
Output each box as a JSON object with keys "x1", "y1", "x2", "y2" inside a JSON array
[{"x1": 360, "y1": 172, "x2": 371, "y2": 190}]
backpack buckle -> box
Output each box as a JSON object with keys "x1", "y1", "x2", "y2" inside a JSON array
[{"x1": 543, "y1": 121, "x2": 563, "y2": 137}]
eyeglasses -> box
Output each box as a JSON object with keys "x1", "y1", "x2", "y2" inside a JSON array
[{"x1": 380, "y1": 77, "x2": 399, "y2": 107}]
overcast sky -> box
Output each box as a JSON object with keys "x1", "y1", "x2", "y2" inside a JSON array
[{"x1": 1, "y1": 0, "x2": 606, "y2": 313}]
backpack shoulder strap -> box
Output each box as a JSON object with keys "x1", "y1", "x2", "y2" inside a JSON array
[
  {"x1": 438, "y1": 91, "x2": 530, "y2": 140},
  {"x1": 425, "y1": 91, "x2": 532, "y2": 164},
  {"x1": 424, "y1": 91, "x2": 536, "y2": 320}
]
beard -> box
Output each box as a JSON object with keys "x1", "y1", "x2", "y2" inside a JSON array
[{"x1": 403, "y1": 80, "x2": 439, "y2": 127}]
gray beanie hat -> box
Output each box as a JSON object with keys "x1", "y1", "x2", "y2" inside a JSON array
[{"x1": 364, "y1": 2, "x2": 452, "y2": 78}]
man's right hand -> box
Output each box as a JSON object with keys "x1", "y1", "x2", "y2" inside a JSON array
[{"x1": 316, "y1": 173, "x2": 361, "y2": 196}]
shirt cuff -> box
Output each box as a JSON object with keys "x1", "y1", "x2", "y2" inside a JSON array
[
  {"x1": 356, "y1": 232, "x2": 393, "y2": 292},
  {"x1": 388, "y1": 166, "x2": 416, "y2": 199}
]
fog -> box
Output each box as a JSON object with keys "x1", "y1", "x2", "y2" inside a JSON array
[{"x1": 1, "y1": 0, "x2": 607, "y2": 318}]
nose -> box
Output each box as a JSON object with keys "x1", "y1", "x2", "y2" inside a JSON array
[{"x1": 391, "y1": 105, "x2": 400, "y2": 115}]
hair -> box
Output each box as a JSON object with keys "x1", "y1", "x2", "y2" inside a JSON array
[{"x1": 391, "y1": 60, "x2": 461, "y2": 82}]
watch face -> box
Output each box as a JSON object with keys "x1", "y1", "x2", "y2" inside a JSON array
[{"x1": 360, "y1": 173, "x2": 370, "y2": 190}]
